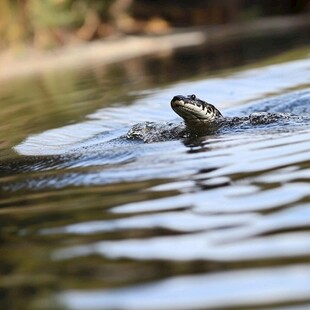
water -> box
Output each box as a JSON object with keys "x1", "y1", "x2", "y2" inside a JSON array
[{"x1": 1, "y1": 34, "x2": 310, "y2": 310}]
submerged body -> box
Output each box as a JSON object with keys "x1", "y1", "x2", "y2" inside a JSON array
[{"x1": 127, "y1": 94, "x2": 310, "y2": 142}]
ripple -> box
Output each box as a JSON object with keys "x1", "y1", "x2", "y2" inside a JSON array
[
  {"x1": 111, "y1": 183, "x2": 308, "y2": 214},
  {"x1": 58, "y1": 264, "x2": 310, "y2": 310},
  {"x1": 53, "y1": 220, "x2": 310, "y2": 262},
  {"x1": 41, "y1": 212, "x2": 258, "y2": 235}
]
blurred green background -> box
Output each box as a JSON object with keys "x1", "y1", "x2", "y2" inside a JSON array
[{"x1": 1, "y1": 0, "x2": 309, "y2": 50}]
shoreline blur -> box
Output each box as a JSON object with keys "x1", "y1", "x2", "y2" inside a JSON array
[
  {"x1": 1, "y1": 1, "x2": 309, "y2": 50},
  {"x1": 1, "y1": 13, "x2": 310, "y2": 82}
]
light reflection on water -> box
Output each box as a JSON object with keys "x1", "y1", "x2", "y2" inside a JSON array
[
  {"x1": 1, "y1": 47, "x2": 310, "y2": 309},
  {"x1": 59, "y1": 265, "x2": 310, "y2": 310}
]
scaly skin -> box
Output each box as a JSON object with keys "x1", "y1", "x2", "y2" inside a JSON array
[{"x1": 171, "y1": 94, "x2": 223, "y2": 125}]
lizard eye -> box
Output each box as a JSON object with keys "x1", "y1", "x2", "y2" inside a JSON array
[{"x1": 190, "y1": 94, "x2": 196, "y2": 100}]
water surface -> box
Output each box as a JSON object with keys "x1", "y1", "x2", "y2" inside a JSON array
[{"x1": 1, "y1": 34, "x2": 310, "y2": 310}]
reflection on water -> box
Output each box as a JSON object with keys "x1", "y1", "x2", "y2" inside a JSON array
[
  {"x1": 59, "y1": 265, "x2": 310, "y2": 310},
  {"x1": 1, "y1": 33, "x2": 310, "y2": 310}
]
